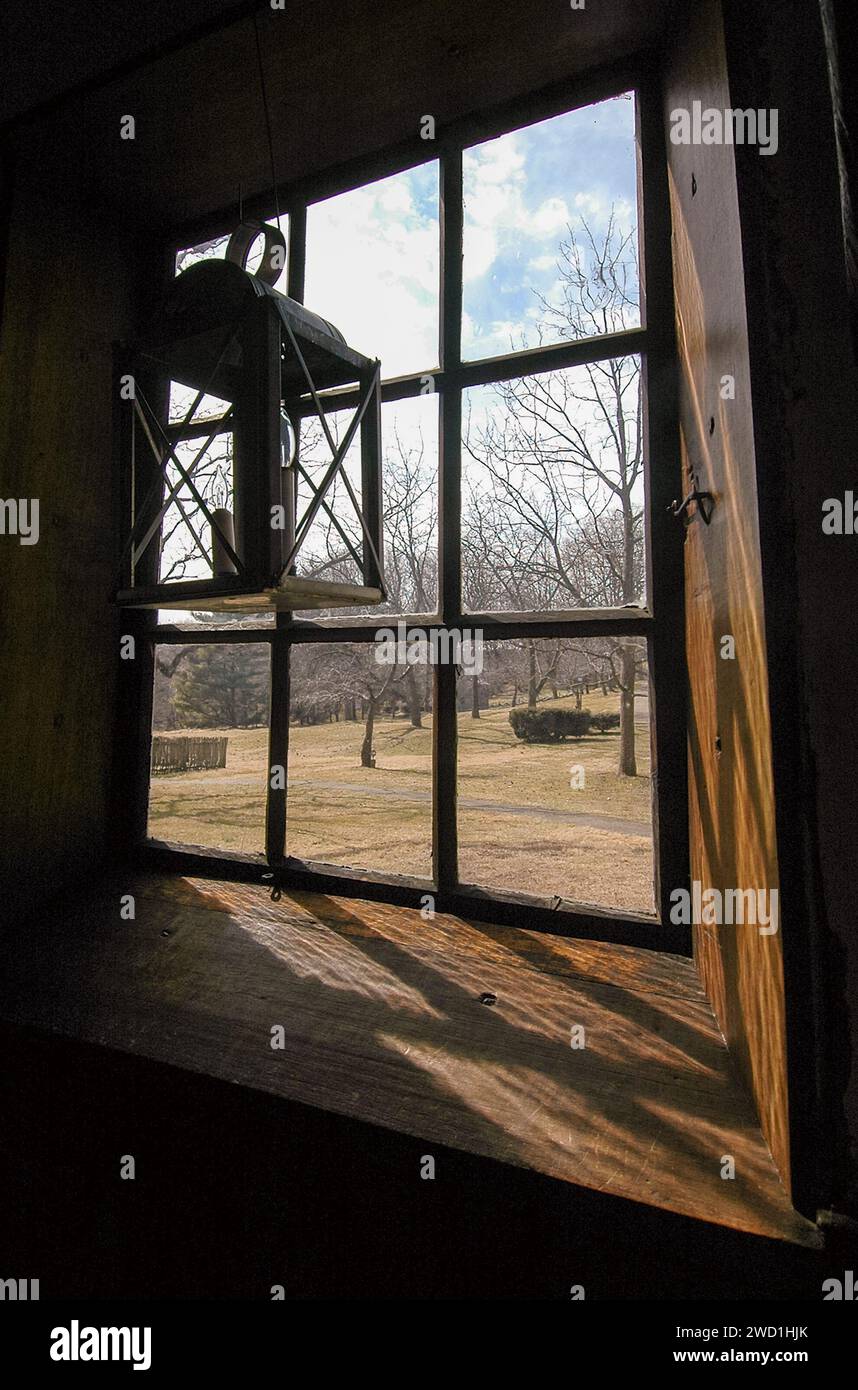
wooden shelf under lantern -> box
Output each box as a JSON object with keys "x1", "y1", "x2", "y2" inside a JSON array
[{"x1": 114, "y1": 220, "x2": 384, "y2": 612}]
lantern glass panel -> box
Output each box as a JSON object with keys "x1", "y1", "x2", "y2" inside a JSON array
[
  {"x1": 291, "y1": 407, "x2": 364, "y2": 607},
  {"x1": 157, "y1": 428, "x2": 236, "y2": 587}
]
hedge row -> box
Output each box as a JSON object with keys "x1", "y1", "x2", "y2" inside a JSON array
[{"x1": 508, "y1": 707, "x2": 621, "y2": 742}]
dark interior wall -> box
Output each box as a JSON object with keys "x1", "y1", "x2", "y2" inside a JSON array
[
  {"x1": 0, "y1": 131, "x2": 140, "y2": 919},
  {"x1": 0, "y1": 0, "x2": 251, "y2": 126},
  {"x1": 30, "y1": 0, "x2": 672, "y2": 236},
  {"x1": 720, "y1": 0, "x2": 858, "y2": 1218},
  {"x1": 662, "y1": 0, "x2": 790, "y2": 1193}
]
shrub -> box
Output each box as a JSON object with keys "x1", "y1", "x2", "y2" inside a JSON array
[
  {"x1": 509, "y1": 707, "x2": 592, "y2": 742},
  {"x1": 591, "y1": 712, "x2": 621, "y2": 734}
]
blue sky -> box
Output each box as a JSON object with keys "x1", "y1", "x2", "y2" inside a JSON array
[{"x1": 463, "y1": 94, "x2": 639, "y2": 358}]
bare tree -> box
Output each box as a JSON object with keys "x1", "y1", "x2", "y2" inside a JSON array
[{"x1": 463, "y1": 212, "x2": 646, "y2": 774}]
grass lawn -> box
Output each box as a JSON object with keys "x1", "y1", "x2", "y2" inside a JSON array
[{"x1": 148, "y1": 688, "x2": 654, "y2": 913}]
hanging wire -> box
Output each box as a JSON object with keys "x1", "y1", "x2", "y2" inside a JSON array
[{"x1": 253, "y1": 8, "x2": 282, "y2": 233}]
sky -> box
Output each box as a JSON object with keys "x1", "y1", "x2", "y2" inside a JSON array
[{"x1": 462, "y1": 94, "x2": 639, "y2": 358}]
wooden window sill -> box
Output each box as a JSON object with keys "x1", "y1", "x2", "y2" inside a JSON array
[{"x1": 0, "y1": 872, "x2": 818, "y2": 1249}]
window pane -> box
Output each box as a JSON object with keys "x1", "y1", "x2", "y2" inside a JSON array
[
  {"x1": 462, "y1": 95, "x2": 640, "y2": 361},
  {"x1": 292, "y1": 394, "x2": 438, "y2": 618},
  {"x1": 174, "y1": 234, "x2": 228, "y2": 272},
  {"x1": 305, "y1": 163, "x2": 440, "y2": 378},
  {"x1": 168, "y1": 381, "x2": 231, "y2": 427},
  {"x1": 377, "y1": 394, "x2": 438, "y2": 616},
  {"x1": 457, "y1": 637, "x2": 654, "y2": 913},
  {"x1": 462, "y1": 357, "x2": 646, "y2": 612},
  {"x1": 287, "y1": 642, "x2": 433, "y2": 878},
  {"x1": 148, "y1": 643, "x2": 271, "y2": 854}
]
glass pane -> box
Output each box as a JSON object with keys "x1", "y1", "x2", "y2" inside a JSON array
[
  {"x1": 157, "y1": 430, "x2": 235, "y2": 586},
  {"x1": 152, "y1": 424, "x2": 275, "y2": 627},
  {"x1": 377, "y1": 394, "x2": 438, "y2": 617},
  {"x1": 292, "y1": 406, "x2": 364, "y2": 609},
  {"x1": 286, "y1": 642, "x2": 433, "y2": 878},
  {"x1": 168, "y1": 382, "x2": 231, "y2": 427},
  {"x1": 148, "y1": 643, "x2": 271, "y2": 854},
  {"x1": 462, "y1": 356, "x2": 645, "y2": 612},
  {"x1": 305, "y1": 163, "x2": 440, "y2": 378},
  {"x1": 457, "y1": 637, "x2": 654, "y2": 913},
  {"x1": 462, "y1": 95, "x2": 640, "y2": 361},
  {"x1": 292, "y1": 394, "x2": 438, "y2": 619},
  {"x1": 156, "y1": 610, "x2": 275, "y2": 632}
]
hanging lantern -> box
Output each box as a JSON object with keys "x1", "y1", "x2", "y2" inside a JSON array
[{"x1": 114, "y1": 220, "x2": 384, "y2": 612}]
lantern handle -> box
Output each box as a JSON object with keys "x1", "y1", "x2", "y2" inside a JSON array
[{"x1": 225, "y1": 219, "x2": 286, "y2": 287}]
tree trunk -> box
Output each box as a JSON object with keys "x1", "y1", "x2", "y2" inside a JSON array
[
  {"x1": 361, "y1": 698, "x2": 377, "y2": 768},
  {"x1": 527, "y1": 643, "x2": 538, "y2": 708},
  {"x1": 618, "y1": 644, "x2": 637, "y2": 777},
  {"x1": 405, "y1": 666, "x2": 423, "y2": 729},
  {"x1": 471, "y1": 675, "x2": 481, "y2": 719}
]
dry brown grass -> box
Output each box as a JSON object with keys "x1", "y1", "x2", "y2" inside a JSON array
[{"x1": 148, "y1": 690, "x2": 654, "y2": 912}]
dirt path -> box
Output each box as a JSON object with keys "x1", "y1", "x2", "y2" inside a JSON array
[{"x1": 163, "y1": 773, "x2": 651, "y2": 837}]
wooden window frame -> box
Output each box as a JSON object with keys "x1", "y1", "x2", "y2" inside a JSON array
[{"x1": 132, "y1": 60, "x2": 689, "y2": 954}]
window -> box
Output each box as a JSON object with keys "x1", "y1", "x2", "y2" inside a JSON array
[{"x1": 143, "y1": 77, "x2": 685, "y2": 943}]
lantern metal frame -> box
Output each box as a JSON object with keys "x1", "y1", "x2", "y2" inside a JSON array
[{"x1": 114, "y1": 254, "x2": 385, "y2": 612}]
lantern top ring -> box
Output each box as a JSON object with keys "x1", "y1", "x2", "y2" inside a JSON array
[{"x1": 225, "y1": 219, "x2": 286, "y2": 287}]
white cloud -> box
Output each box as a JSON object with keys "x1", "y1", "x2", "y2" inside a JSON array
[
  {"x1": 305, "y1": 168, "x2": 440, "y2": 377},
  {"x1": 527, "y1": 252, "x2": 558, "y2": 272}
]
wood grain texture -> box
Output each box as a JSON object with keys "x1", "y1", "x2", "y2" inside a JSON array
[
  {"x1": 0, "y1": 154, "x2": 140, "y2": 921},
  {"x1": 663, "y1": 0, "x2": 790, "y2": 1191},
  {"x1": 0, "y1": 872, "x2": 817, "y2": 1247}
]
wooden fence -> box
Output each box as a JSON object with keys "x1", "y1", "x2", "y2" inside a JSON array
[{"x1": 151, "y1": 735, "x2": 228, "y2": 775}]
